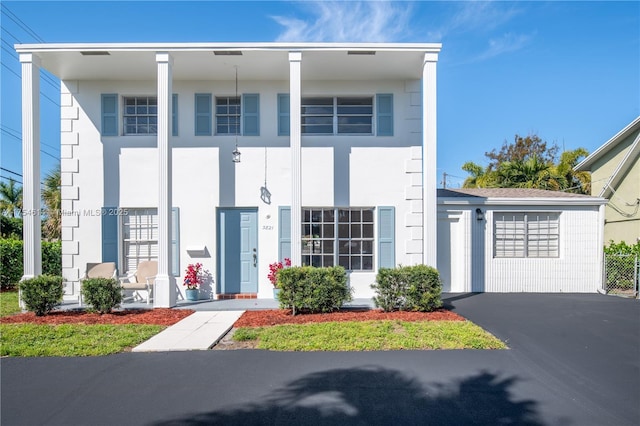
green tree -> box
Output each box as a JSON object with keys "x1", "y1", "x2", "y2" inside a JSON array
[
  {"x1": 462, "y1": 134, "x2": 590, "y2": 194},
  {"x1": 496, "y1": 155, "x2": 567, "y2": 190},
  {"x1": 485, "y1": 134, "x2": 559, "y2": 170},
  {"x1": 553, "y1": 148, "x2": 591, "y2": 194},
  {"x1": 461, "y1": 162, "x2": 496, "y2": 188},
  {"x1": 42, "y1": 165, "x2": 61, "y2": 240},
  {"x1": 0, "y1": 178, "x2": 22, "y2": 218}
]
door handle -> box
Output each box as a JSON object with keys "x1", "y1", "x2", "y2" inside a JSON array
[{"x1": 253, "y1": 249, "x2": 257, "y2": 267}]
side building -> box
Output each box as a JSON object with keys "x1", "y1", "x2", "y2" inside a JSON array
[{"x1": 575, "y1": 116, "x2": 640, "y2": 245}]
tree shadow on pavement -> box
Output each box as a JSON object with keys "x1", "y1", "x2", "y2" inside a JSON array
[{"x1": 153, "y1": 367, "x2": 543, "y2": 426}]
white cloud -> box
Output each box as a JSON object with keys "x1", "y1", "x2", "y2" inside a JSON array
[
  {"x1": 474, "y1": 32, "x2": 535, "y2": 62},
  {"x1": 272, "y1": 1, "x2": 413, "y2": 42}
]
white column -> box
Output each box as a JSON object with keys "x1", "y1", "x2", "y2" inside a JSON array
[
  {"x1": 422, "y1": 52, "x2": 438, "y2": 267},
  {"x1": 20, "y1": 53, "x2": 42, "y2": 281},
  {"x1": 154, "y1": 52, "x2": 176, "y2": 307},
  {"x1": 289, "y1": 52, "x2": 302, "y2": 266}
]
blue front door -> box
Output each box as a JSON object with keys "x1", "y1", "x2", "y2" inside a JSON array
[{"x1": 218, "y1": 208, "x2": 258, "y2": 294}]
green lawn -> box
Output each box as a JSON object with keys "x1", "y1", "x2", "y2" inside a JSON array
[
  {"x1": 0, "y1": 291, "x2": 165, "y2": 357},
  {"x1": 0, "y1": 323, "x2": 164, "y2": 357},
  {"x1": 233, "y1": 320, "x2": 507, "y2": 351},
  {"x1": 0, "y1": 291, "x2": 20, "y2": 317}
]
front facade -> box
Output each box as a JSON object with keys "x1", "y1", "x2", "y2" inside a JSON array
[
  {"x1": 17, "y1": 43, "x2": 441, "y2": 306},
  {"x1": 575, "y1": 116, "x2": 640, "y2": 244},
  {"x1": 437, "y1": 188, "x2": 607, "y2": 293}
]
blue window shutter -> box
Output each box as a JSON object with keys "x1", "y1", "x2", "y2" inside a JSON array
[
  {"x1": 279, "y1": 206, "x2": 291, "y2": 261},
  {"x1": 277, "y1": 94, "x2": 290, "y2": 136},
  {"x1": 242, "y1": 94, "x2": 260, "y2": 136},
  {"x1": 378, "y1": 206, "x2": 395, "y2": 268},
  {"x1": 172, "y1": 207, "x2": 180, "y2": 276},
  {"x1": 194, "y1": 93, "x2": 212, "y2": 136},
  {"x1": 101, "y1": 207, "x2": 118, "y2": 266},
  {"x1": 172, "y1": 94, "x2": 178, "y2": 136},
  {"x1": 101, "y1": 94, "x2": 118, "y2": 136},
  {"x1": 376, "y1": 94, "x2": 393, "y2": 136}
]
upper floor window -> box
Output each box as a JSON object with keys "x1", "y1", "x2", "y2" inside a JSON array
[
  {"x1": 216, "y1": 96, "x2": 241, "y2": 135},
  {"x1": 494, "y1": 212, "x2": 560, "y2": 258},
  {"x1": 124, "y1": 97, "x2": 157, "y2": 135},
  {"x1": 302, "y1": 97, "x2": 373, "y2": 135}
]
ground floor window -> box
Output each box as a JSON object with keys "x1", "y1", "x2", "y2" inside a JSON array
[
  {"x1": 494, "y1": 212, "x2": 560, "y2": 258},
  {"x1": 302, "y1": 207, "x2": 374, "y2": 270},
  {"x1": 122, "y1": 208, "x2": 158, "y2": 274}
]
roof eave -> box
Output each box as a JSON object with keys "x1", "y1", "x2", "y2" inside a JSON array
[
  {"x1": 437, "y1": 197, "x2": 608, "y2": 206},
  {"x1": 575, "y1": 116, "x2": 640, "y2": 171},
  {"x1": 14, "y1": 41, "x2": 442, "y2": 54}
]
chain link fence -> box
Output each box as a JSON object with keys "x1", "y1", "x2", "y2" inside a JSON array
[{"x1": 603, "y1": 253, "x2": 639, "y2": 298}]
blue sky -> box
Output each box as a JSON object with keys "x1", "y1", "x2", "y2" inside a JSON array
[{"x1": 1, "y1": 1, "x2": 638, "y2": 188}]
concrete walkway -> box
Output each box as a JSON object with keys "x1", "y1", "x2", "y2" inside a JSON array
[{"x1": 132, "y1": 310, "x2": 244, "y2": 352}]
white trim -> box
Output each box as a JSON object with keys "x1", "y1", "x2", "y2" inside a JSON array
[
  {"x1": 15, "y1": 42, "x2": 443, "y2": 53},
  {"x1": 437, "y1": 197, "x2": 607, "y2": 207},
  {"x1": 597, "y1": 132, "x2": 640, "y2": 198},
  {"x1": 575, "y1": 116, "x2": 640, "y2": 171}
]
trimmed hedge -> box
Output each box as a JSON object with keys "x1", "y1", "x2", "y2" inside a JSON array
[
  {"x1": 19, "y1": 275, "x2": 64, "y2": 316},
  {"x1": 371, "y1": 264, "x2": 443, "y2": 312},
  {"x1": 0, "y1": 216, "x2": 22, "y2": 238},
  {"x1": 0, "y1": 239, "x2": 62, "y2": 290},
  {"x1": 277, "y1": 266, "x2": 352, "y2": 314},
  {"x1": 81, "y1": 277, "x2": 123, "y2": 314}
]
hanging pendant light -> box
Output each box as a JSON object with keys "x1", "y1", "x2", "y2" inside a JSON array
[{"x1": 232, "y1": 66, "x2": 241, "y2": 163}]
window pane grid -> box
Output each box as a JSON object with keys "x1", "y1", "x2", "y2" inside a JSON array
[
  {"x1": 494, "y1": 212, "x2": 559, "y2": 258},
  {"x1": 216, "y1": 97, "x2": 241, "y2": 135},
  {"x1": 123, "y1": 97, "x2": 157, "y2": 135},
  {"x1": 301, "y1": 97, "x2": 373, "y2": 135},
  {"x1": 122, "y1": 208, "x2": 158, "y2": 274},
  {"x1": 303, "y1": 207, "x2": 374, "y2": 271}
]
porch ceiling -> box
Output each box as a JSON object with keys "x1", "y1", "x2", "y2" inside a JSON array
[{"x1": 15, "y1": 42, "x2": 441, "y2": 81}]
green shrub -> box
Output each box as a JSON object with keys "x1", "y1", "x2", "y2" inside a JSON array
[
  {"x1": 42, "y1": 241, "x2": 62, "y2": 277},
  {"x1": 604, "y1": 240, "x2": 640, "y2": 256},
  {"x1": 371, "y1": 264, "x2": 443, "y2": 312},
  {"x1": 277, "y1": 266, "x2": 352, "y2": 314},
  {"x1": 19, "y1": 275, "x2": 64, "y2": 316},
  {"x1": 604, "y1": 241, "x2": 639, "y2": 291},
  {"x1": 0, "y1": 238, "x2": 23, "y2": 290},
  {"x1": 0, "y1": 239, "x2": 61, "y2": 290},
  {"x1": 0, "y1": 216, "x2": 22, "y2": 239},
  {"x1": 81, "y1": 278, "x2": 123, "y2": 314}
]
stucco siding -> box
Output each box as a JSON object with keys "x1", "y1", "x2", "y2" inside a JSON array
[{"x1": 61, "y1": 78, "x2": 426, "y2": 299}]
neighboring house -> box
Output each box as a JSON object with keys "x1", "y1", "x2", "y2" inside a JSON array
[
  {"x1": 574, "y1": 116, "x2": 640, "y2": 245},
  {"x1": 437, "y1": 188, "x2": 606, "y2": 293},
  {"x1": 16, "y1": 42, "x2": 441, "y2": 306}
]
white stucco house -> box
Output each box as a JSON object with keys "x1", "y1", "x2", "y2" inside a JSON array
[
  {"x1": 16, "y1": 42, "x2": 441, "y2": 306},
  {"x1": 16, "y1": 41, "x2": 607, "y2": 306},
  {"x1": 437, "y1": 188, "x2": 606, "y2": 293}
]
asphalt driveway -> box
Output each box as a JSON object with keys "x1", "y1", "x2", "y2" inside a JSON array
[{"x1": 2, "y1": 293, "x2": 638, "y2": 426}]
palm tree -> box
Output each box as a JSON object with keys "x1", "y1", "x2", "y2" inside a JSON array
[
  {"x1": 0, "y1": 178, "x2": 23, "y2": 218},
  {"x1": 497, "y1": 155, "x2": 567, "y2": 190},
  {"x1": 461, "y1": 162, "x2": 497, "y2": 188},
  {"x1": 554, "y1": 148, "x2": 591, "y2": 194},
  {"x1": 42, "y1": 166, "x2": 61, "y2": 240}
]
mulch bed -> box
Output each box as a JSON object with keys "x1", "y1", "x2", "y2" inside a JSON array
[
  {"x1": 1, "y1": 307, "x2": 465, "y2": 327},
  {"x1": 233, "y1": 308, "x2": 465, "y2": 327},
  {"x1": 0, "y1": 308, "x2": 194, "y2": 326}
]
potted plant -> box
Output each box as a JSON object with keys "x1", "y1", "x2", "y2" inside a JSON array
[
  {"x1": 183, "y1": 263, "x2": 204, "y2": 301},
  {"x1": 268, "y1": 258, "x2": 291, "y2": 299}
]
